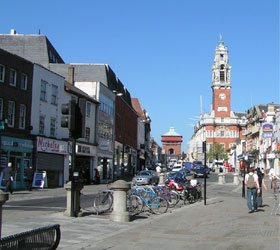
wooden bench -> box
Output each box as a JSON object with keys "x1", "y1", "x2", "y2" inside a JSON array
[{"x1": 0, "y1": 224, "x2": 60, "y2": 250}]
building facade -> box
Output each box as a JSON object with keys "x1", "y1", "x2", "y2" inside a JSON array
[
  {"x1": 161, "y1": 127, "x2": 182, "y2": 162},
  {"x1": 187, "y1": 36, "x2": 247, "y2": 166}
]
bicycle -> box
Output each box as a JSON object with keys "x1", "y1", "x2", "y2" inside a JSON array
[
  {"x1": 93, "y1": 189, "x2": 143, "y2": 216},
  {"x1": 132, "y1": 186, "x2": 169, "y2": 215}
]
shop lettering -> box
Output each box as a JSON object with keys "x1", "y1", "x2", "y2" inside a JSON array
[{"x1": 37, "y1": 137, "x2": 66, "y2": 153}]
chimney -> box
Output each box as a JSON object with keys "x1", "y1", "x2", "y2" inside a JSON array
[
  {"x1": 10, "y1": 29, "x2": 17, "y2": 35},
  {"x1": 68, "y1": 65, "x2": 74, "y2": 85}
]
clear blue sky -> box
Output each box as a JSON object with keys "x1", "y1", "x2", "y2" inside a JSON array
[{"x1": 1, "y1": 0, "x2": 279, "y2": 151}]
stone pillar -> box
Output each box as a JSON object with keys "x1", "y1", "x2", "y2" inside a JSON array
[
  {"x1": 233, "y1": 173, "x2": 240, "y2": 185},
  {"x1": 64, "y1": 181, "x2": 84, "y2": 217},
  {"x1": 222, "y1": 173, "x2": 226, "y2": 184},
  {"x1": 110, "y1": 180, "x2": 130, "y2": 222},
  {"x1": 0, "y1": 190, "x2": 9, "y2": 238},
  {"x1": 218, "y1": 173, "x2": 225, "y2": 184},
  {"x1": 158, "y1": 173, "x2": 166, "y2": 185}
]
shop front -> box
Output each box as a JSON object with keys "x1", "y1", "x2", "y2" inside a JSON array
[
  {"x1": 36, "y1": 136, "x2": 68, "y2": 188},
  {"x1": 97, "y1": 139, "x2": 114, "y2": 183},
  {"x1": 76, "y1": 142, "x2": 97, "y2": 185},
  {"x1": 0, "y1": 136, "x2": 33, "y2": 190}
]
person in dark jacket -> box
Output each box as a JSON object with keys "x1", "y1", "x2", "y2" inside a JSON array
[
  {"x1": 3, "y1": 162, "x2": 14, "y2": 194},
  {"x1": 26, "y1": 165, "x2": 34, "y2": 191}
]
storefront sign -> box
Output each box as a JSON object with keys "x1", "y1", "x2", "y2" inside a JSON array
[
  {"x1": 1, "y1": 136, "x2": 33, "y2": 152},
  {"x1": 100, "y1": 140, "x2": 109, "y2": 151},
  {"x1": 37, "y1": 137, "x2": 68, "y2": 154},
  {"x1": 262, "y1": 123, "x2": 273, "y2": 138},
  {"x1": 77, "y1": 144, "x2": 91, "y2": 155}
]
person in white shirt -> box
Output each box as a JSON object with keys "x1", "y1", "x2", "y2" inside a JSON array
[
  {"x1": 156, "y1": 165, "x2": 161, "y2": 175},
  {"x1": 245, "y1": 167, "x2": 260, "y2": 213}
]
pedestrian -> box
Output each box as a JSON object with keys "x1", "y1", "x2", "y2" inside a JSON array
[
  {"x1": 156, "y1": 164, "x2": 161, "y2": 175},
  {"x1": 245, "y1": 167, "x2": 260, "y2": 213},
  {"x1": 3, "y1": 162, "x2": 14, "y2": 194},
  {"x1": 95, "y1": 168, "x2": 100, "y2": 184},
  {"x1": 26, "y1": 165, "x2": 34, "y2": 191},
  {"x1": 256, "y1": 167, "x2": 267, "y2": 207},
  {"x1": 268, "y1": 168, "x2": 279, "y2": 193}
]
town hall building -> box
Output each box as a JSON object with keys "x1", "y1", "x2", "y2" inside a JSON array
[{"x1": 187, "y1": 36, "x2": 247, "y2": 161}]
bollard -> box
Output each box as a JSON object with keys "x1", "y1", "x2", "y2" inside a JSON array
[
  {"x1": 0, "y1": 190, "x2": 9, "y2": 238},
  {"x1": 222, "y1": 173, "x2": 226, "y2": 184},
  {"x1": 218, "y1": 173, "x2": 225, "y2": 184},
  {"x1": 158, "y1": 173, "x2": 166, "y2": 185},
  {"x1": 64, "y1": 181, "x2": 84, "y2": 217},
  {"x1": 233, "y1": 173, "x2": 240, "y2": 185},
  {"x1": 110, "y1": 180, "x2": 130, "y2": 222}
]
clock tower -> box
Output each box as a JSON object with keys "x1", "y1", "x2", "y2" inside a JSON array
[{"x1": 212, "y1": 35, "x2": 231, "y2": 117}]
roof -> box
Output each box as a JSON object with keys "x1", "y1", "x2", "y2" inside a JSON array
[
  {"x1": 163, "y1": 127, "x2": 181, "y2": 136},
  {"x1": 0, "y1": 33, "x2": 64, "y2": 67},
  {"x1": 131, "y1": 98, "x2": 145, "y2": 118}
]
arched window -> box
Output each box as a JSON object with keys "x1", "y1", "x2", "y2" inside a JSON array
[{"x1": 168, "y1": 148, "x2": 174, "y2": 155}]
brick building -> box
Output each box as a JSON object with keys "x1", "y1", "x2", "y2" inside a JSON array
[
  {"x1": 187, "y1": 36, "x2": 247, "y2": 162},
  {"x1": 161, "y1": 127, "x2": 182, "y2": 162}
]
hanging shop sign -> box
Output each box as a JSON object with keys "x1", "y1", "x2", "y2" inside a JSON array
[{"x1": 262, "y1": 123, "x2": 273, "y2": 138}]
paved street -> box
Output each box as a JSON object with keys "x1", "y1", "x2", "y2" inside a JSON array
[{"x1": 1, "y1": 174, "x2": 279, "y2": 250}]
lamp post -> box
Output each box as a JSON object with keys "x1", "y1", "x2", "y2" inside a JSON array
[{"x1": 242, "y1": 154, "x2": 248, "y2": 198}]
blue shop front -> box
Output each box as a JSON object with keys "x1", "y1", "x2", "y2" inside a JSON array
[{"x1": 0, "y1": 136, "x2": 33, "y2": 190}]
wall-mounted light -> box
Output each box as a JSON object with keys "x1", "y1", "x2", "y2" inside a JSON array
[{"x1": 112, "y1": 90, "x2": 123, "y2": 96}]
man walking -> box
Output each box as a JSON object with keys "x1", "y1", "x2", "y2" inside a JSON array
[
  {"x1": 26, "y1": 165, "x2": 34, "y2": 191},
  {"x1": 245, "y1": 167, "x2": 260, "y2": 213},
  {"x1": 3, "y1": 162, "x2": 14, "y2": 194}
]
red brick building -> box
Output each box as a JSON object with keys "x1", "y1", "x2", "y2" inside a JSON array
[
  {"x1": 188, "y1": 36, "x2": 247, "y2": 160},
  {"x1": 161, "y1": 127, "x2": 182, "y2": 161}
]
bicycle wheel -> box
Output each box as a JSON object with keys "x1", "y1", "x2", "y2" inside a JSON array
[
  {"x1": 127, "y1": 194, "x2": 144, "y2": 216},
  {"x1": 149, "y1": 196, "x2": 168, "y2": 215},
  {"x1": 93, "y1": 191, "x2": 113, "y2": 214},
  {"x1": 168, "y1": 191, "x2": 180, "y2": 208}
]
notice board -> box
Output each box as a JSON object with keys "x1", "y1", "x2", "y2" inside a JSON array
[{"x1": 32, "y1": 171, "x2": 48, "y2": 188}]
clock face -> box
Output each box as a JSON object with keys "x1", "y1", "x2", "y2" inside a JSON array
[{"x1": 219, "y1": 93, "x2": 226, "y2": 100}]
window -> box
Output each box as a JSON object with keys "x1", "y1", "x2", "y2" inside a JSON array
[
  {"x1": 221, "y1": 118, "x2": 224, "y2": 123},
  {"x1": 220, "y1": 71, "x2": 225, "y2": 82},
  {"x1": 20, "y1": 73, "x2": 28, "y2": 90},
  {"x1": 221, "y1": 131, "x2": 224, "y2": 137},
  {"x1": 0, "y1": 98, "x2": 3, "y2": 120},
  {"x1": 50, "y1": 117, "x2": 56, "y2": 137},
  {"x1": 9, "y1": 69, "x2": 17, "y2": 86},
  {"x1": 220, "y1": 54, "x2": 224, "y2": 60},
  {"x1": 85, "y1": 127, "x2": 90, "y2": 142},
  {"x1": 39, "y1": 115, "x2": 45, "y2": 135},
  {"x1": 7, "y1": 101, "x2": 15, "y2": 127},
  {"x1": 40, "y1": 80, "x2": 47, "y2": 101},
  {"x1": 19, "y1": 104, "x2": 26, "y2": 129},
  {"x1": 86, "y1": 102, "x2": 91, "y2": 118},
  {"x1": 51, "y1": 85, "x2": 58, "y2": 105},
  {"x1": 0, "y1": 65, "x2": 5, "y2": 82}
]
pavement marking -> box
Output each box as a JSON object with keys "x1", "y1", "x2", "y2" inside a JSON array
[{"x1": 3, "y1": 205, "x2": 65, "y2": 210}]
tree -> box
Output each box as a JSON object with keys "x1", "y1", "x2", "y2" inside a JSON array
[{"x1": 207, "y1": 142, "x2": 227, "y2": 162}]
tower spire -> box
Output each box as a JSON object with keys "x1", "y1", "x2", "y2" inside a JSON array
[{"x1": 219, "y1": 33, "x2": 224, "y2": 45}]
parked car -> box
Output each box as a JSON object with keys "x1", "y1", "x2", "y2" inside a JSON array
[
  {"x1": 132, "y1": 170, "x2": 159, "y2": 185},
  {"x1": 172, "y1": 163, "x2": 183, "y2": 172},
  {"x1": 193, "y1": 165, "x2": 208, "y2": 178}
]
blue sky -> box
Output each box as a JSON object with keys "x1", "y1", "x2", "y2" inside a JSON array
[{"x1": 1, "y1": 0, "x2": 279, "y2": 151}]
